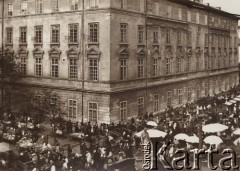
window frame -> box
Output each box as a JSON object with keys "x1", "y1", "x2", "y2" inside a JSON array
[
  {"x1": 20, "y1": 27, "x2": 27, "y2": 44},
  {"x1": 35, "y1": 57, "x2": 42, "y2": 77},
  {"x1": 35, "y1": 25, "x2": 43, "y2": 44},
  {"x1": 36, "y1": 0, "x2": 43, "y2": 14},
  {"x1": 6, "y1": 27, "x2": 13, "y2": 44},
  {"x1": 69, "y1": 58, "x2": 78, "y2": 79},
  {"x1": 120, "y1": 101, "x2": 127, "y2": 122},
  {"x1": 89, "y1": 23, "x2": 99, "y2": 43},
  {"x1": 153, "y1": 94, "x2": 159, "y2": 112},
  {"x1": 69, "y1": 23, "x2": 79, "y2": 43},
  {"x1": 137, "y1": 58, "x2": 144, "y2": 78},
  {"x1": 137, "y1": 97, "x2": 144, "y2": 116},
  {"x1": 68, "y1": 99, "x2": 77, "y2": 119},
  {"x1": 120, "y1": 23, "x2": 128, "y2": 43},
  {"x1": 88, "y1": 102, "x2": 98, "y2": 123},
  {"x1": 120, "y1": 59, "x2": 127, "y2": 80},
  {"x1": 51, "y1": 25, "x2": 60, "y2": 43},
  {"x1": 51, "y1": 58, "x2": 59, "y2": 78},
  {"x1": 89, "y1": 59, "x2": 99, "y2": 81}
]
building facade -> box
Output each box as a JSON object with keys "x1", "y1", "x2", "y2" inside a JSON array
[{"x1": 0, "y1": 0, "x2": 239, "y2": 123}]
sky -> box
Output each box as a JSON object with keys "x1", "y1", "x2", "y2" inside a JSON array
[{"x1": 203, "y1": 0, "x2": 240, "y2": 15}]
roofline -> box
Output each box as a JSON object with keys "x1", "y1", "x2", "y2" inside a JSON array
[{"x1": 168, "y1": 0, "x2": 239, "y2": 20}]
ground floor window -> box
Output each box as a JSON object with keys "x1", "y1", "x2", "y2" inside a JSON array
[
  {"x1": 137, "y1": 97, "x2": 144, "y2": 116},
  {"x1": 68, "y1": 99, "x2": 77, "y2": 119},
  {"x1": 89, "y1": 102, "x2": 98, "y2": 123},
  {"x1": 120, "y1": 101, "x2": 127, "y2": 121}
]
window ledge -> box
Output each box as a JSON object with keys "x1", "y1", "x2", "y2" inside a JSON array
[
  {"x1": 34, "y1": 43, "x2": 43, "y2": 46},
  {"x1": 88, "y1": 42, "x2": 99, "y2": 45},
  {"x1": 68, "y1": 42, "x2": 79, "y2": 46},
  {"x1": 119, "y1": 42, "x2": 129, "y2": 46},
  {"x1": 50, "y1": 42, "x2": 60, "y2": 45},
  {"x1": 19, "y1": 42, "x2": 28, "y2": 46}
]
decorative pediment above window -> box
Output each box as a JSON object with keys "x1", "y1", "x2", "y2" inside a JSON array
[
  {"x1": 17, "y1": 46, "x2": 28, "y2": 58},
  {"x1": 234, "y1": 48, "x2": 238, "y2": 54},
  {"x1": 176, "y1": 49, "x2": 183, "y2": 58},
  {"x1": 204, "y1": 47, "x2": 209, "y2": 54},
  {"x1": 152, "y1": 47, "x2": 160, "y2": 59},
  {"x1": 186, "y1": 48, "x2": 192, "y2": 55},
  {"x1": 119, "y1": 47, "x2": 129, "y2": 59},
  {"x1": 137, "y1": 47, "x2": 146, "y2": 58},
  {"x1": 165, "y1": 49, "x2": 173, "y2": 59},
  {"x1": 32, "y1": 46, "x2": 44, "y2": 58},
  {"x1": 87, "y1": 46, "x2": 101, "y2": 59},
  {"x1": 66, "y1": 46, "x2": 80, "y2": 58},
  {"x1": 48, "y1": 46, "x2": 62, "y2": 58},
  {"x1": 196, "y1": 47, "x2": 201, "y2": 54}
]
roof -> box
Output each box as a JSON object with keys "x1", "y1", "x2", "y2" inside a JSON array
[{"x1": 169, "y1": 0, "x2": 239, "y2": 20}]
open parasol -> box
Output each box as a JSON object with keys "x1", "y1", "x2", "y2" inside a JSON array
[
  {"x1": 135, "y1": 129, "x2": 167, "y2": 138},
  {"x1": 233, "y1": 128, "x2": 240, "y2": 135},
  {"x1": 202, "y1": 123, "x2": 228, "y2": 133},
  {"x1": 204, "y1": 135, "x2": 223, "y2": 145},
  {"x1": 174, "y1": 133, "x2": 189, "y2": 141},
  {"x1": 146, "y1": 121, "x2": 158, "y2": 127}
]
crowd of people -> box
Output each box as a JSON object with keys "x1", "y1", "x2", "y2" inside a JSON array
[{"x1": 1, "y1": 86, "x2": 240, "y2": 170}]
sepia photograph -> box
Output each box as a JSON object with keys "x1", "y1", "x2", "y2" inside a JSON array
[{"x1": 0, "y1": 0, "x2": 240, "y2": 170}]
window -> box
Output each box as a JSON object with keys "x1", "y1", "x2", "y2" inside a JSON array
[
  {"x1": 196, "y1": 54, "x2": 200, "y2": 71},
  {"x1": 178, "y1": 8, "x2": 182, "y2": 20},
  {"x1": 204, "y1": 82, "x2": 208, "y2": 96},
  {"x1": 196, "y1": 13, "x2": 200, "y2": 24},
  {"x1": 20, "y1": 27, "x2": 27, "y2": 43},
  {"x1": 204, "y1": 54, "x2": 208, "y2": 70},
  {"x1": 120, "y1": 0, "x2": 124, "y2": 8},
  {"x1": 138, "y1": 25, "x2": 144, "y2": 44},
  {"x1": 120, "y1": 59, "x2": 127, "y2": 80},
  {"x1": 177, "y1": 30, "x2": 181, "y2": 45},
  {"x1": 187, "y1": 11, "x2": 191, "y2": 22},
  {"x1": 89, "y1": 23, "x2": 99, "y2": 43},
  {"x1": 205, "y1": 34, "x2": 208, "y2": 46},
  {"x1": 137, "y1": 97, "x2": 144, "y2": 116},
  {"x1": 137, "y1": 58, "x2": 144, "y2": 78},
  {"x1": 51, "y1": 25, "x2": 60, "y2": 43},
  {"x1": 68, "y1": 100, "x2": 77, "y2": 119},
  {"x1": 196, "y1": 85, "x2": 200, "y2": 99},
  {"x1": 21, "y1": 0, "x2": 28, "y2": 15},
  {"x1": 153, "y1": 94, "x2": 159, "y2": 112},
  {"x1": 51, "y1": 58, "x2": 59, "y2": 78},
  {"x1": 187, "y1": 32, "x2": 192, "y2": 46},
  {"x1": 89, "y1": 59, "x2": 98, "y2": 81},
  {"x1": 69, "y1": 24, "x2": 78, "y2": 43},
  {"x1": 153, "y1": 31, "x2": 158, "y2": 44},
  {"x1": 196, "y1": 33, "x2": 200, "y2": 46},
  {"x1": 90, "y1": 0, "x2": 99, "y2": 9},
  {"x1": 34, "y1": 95, "x2": 42, "y2": 107},
  {"x1": 176, "y1": 57, "x2": 182, "y2": 73},
  {"x1": 120, "y1": 101, "x2": 127, "y2": 121},
  {"x1": 36, "y1": 0, "x2": 43, "y2": 14},
  {"x1": 35, "y1": 26, "x2": 43, "y2": 43},
  {"x1": 186, "y1": 55, "x2": 191, "y2": 72},
  {"x1": 153, "y1": 59, "x2": 158, "y2": 77},
  {"x1": 6, "y1": 28, "x2": 13, "y2": 44},
  {"x1": 52, "y1": 0, "x2": 59, "y2": 12},
  {"x1": 178, "y1": 89, "x2": 182, "y2": 105},
  {"x1": 166, "y1": 29, "x2": 171, "y2": 44},
  {"x1": 167, "y1": 91, "x2": 172, "y2": 106},
  {"x1": 7, "y1": 4, "x2": 13, "y2": 16},
  {"x1": 213, "y1": 80, "x2": 216, "y2": 94},
  {"x1": 20, "y1": 57, "x2": 27, "y2": 75},
  {"x1": 70, "y1": 0, "x2": 78, "y2": 10},
  {"x1": 35, "y1": 57, "x2": 42, "y2": 77},
  {"x1": 69, "y1": 58, "x2": 77, "y2": 79},
  {"x1": 120, "y1": 23, "x2": 128, "y2": 43},
  {"x1": 166, "y1": 58, "x2": 172, "y2": 75},
  {"x1": 89, "y1": 102, "x2": 98, "y2": 123},
  {"x1": 187, "y1": 87, "x2": 192, "y2": 101}
]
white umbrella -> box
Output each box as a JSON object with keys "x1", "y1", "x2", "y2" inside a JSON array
[
  {"x1": 186, "y1": 135, "x2": 199, "y2": 143},
  {"x1": 234, "y1": 137, "x2": 240, "y2": 146},
  {"x1": 202, "y1": 123, "x2": 228, "y2": 133},
  {"x1": 0, "y1": 142, "x2": 10, "y2": 152},
  {"x1": 237, "y1": 95, "x2": 240, "y2": 98},
  {"x1": 233, "y1": 128, "x2": 240, "y2": 135},
  {"x1": 234, "y1": 98, "x2": 240, "y2": 102},
  {"x1": 146, "y1": 121, "x2": 158, "y2": 127},
  {"x1": 135, "y1": 129, "x2": 167, "y2": 138},
  {"x1": 225, "y1": 101, "x2": 232, "y2": 106},
  {"x1": 230, "y1": 100, "x2": 237, "y2": 104},
  {"x1": 204, "y1": 135, "x2": 223, "y2": 145},
  {"x1": 174, "y1": 133, "x2": 189, "y2": 141}
]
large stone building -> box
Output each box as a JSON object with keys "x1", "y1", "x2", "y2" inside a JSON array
[{"x1": 0, "y1": 0, "x2": 239, "y2": 123}]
